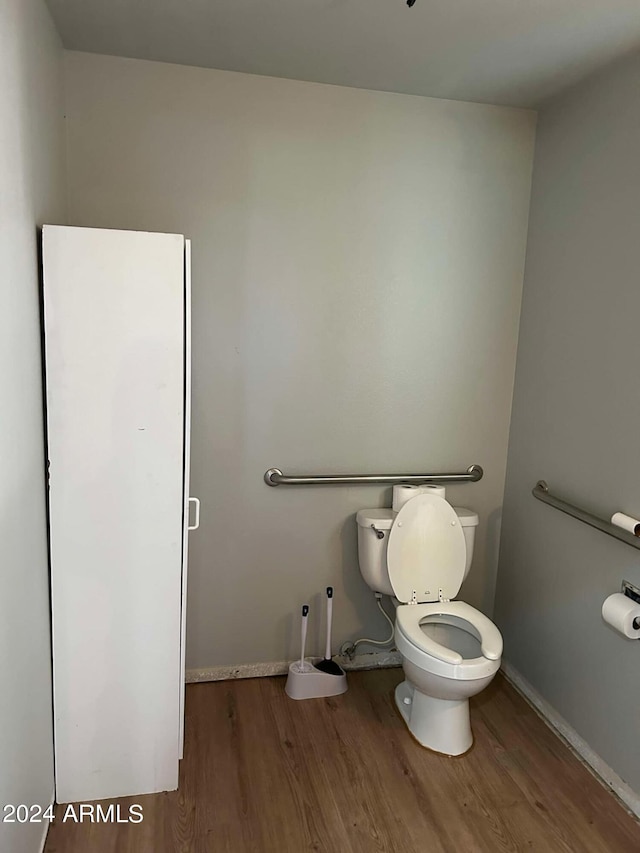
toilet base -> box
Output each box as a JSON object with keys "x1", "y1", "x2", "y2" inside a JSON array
[{"x1": 395, "y1": 680, "x2": 473, "y2": 756}]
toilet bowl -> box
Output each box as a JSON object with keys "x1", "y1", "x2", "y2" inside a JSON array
[
  {"x1": 394, "y1": 600, "x2": 501, "y2": 754},
  {"x1": 356, "y1": 493, "x2": 503, "y2": 755}
]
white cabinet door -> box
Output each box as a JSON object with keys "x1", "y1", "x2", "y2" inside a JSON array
[
  {"x1": 179, "y1": 238, "x2": 193, "y2": 759},
  {"x1": 43, "y1": 225, "x2": 185, "y2": 803}
]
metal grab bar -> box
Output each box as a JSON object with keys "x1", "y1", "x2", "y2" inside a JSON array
[
  {"x1": 532, "y1": 481, "x2": 640, "y2": 551},
  {"x1": 264, "y1": 464, "x2": 483, "y2": 487}
]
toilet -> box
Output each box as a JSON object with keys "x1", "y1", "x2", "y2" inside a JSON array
[{"x1": 356, "y1": 492, "x2": 503, "y2": 756}]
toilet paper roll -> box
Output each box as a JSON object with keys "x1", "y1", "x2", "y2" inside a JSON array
[
  {"x1": 418, "y1": 483, "x2": 446, "y2": 500},
  {"x1": 611, "y1": 512, "x2": 640, "y2": 537},
  {"x1": 392, "y1": 484, "x2": 421, "y2": 513},
  {"x1": 602, "y1": 593, "x2": 640, "y2": 639}
]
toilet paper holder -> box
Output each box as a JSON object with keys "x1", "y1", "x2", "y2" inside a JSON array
[{"x1": 622, "y1": 580, "x2": 640, "y2": 629}]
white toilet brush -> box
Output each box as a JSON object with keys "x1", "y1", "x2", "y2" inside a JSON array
[{"x1": 294, "y1": 604, "x2": 313, "y2": 673}]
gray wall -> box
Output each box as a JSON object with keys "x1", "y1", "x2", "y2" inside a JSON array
[
  {"x1": 64, "y1": 52, "x2": 536, "y2": 669},
  {"x1": 495, "y1": 50, "x2": 640, "y2": 793},
  {"x1": 0, "y1": 1, "x2": 67, "y2": 851}
]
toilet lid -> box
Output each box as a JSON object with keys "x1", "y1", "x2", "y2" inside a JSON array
[{"x1": 387, "y1": 494, "x2": 466, "y2": 604}]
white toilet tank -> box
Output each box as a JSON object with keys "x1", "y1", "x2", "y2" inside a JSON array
[{"x1": 355, "y1": 505, "x2": 479, "y2": 597}]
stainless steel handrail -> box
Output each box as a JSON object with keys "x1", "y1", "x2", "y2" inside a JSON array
[
  {"x1": 264, "y1": 464, "x2": 483, "y2": 487},
  {"x1": 532, "y1": 481, "x2": 640, "y2": 550}
]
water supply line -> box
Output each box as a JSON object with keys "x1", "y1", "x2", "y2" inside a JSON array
[{"x1": 340, "y1": 593, "x2": 395, "y2": 660}]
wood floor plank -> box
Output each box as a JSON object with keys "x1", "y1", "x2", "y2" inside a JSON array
[
  {"x1": 44, "y1": 670, "x2": 640, "y2": 853},
  {"x1": 293, "y1": 675, "x2": 439, "y2": 853},
  {"x1": 475, "y1": 678, "x2": 640, "y2": 852},
  {"x1": 240, "y1": 676, "x2": 353, "y2": 852}
]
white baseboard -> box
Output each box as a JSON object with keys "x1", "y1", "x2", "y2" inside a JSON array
[
  {"x1": 38, "y1": 788, "x2": 55, "y2": 853},
  {"x1": 501, "y1": 661, "x2": 640, "y2": 820},
  {"x1": 186, "y1": 649, "x2": 402, "y2": 683}
]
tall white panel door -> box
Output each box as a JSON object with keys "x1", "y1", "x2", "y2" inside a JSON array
[
  {"x1": 43, "y1": 225, "x2": 186, "y2": 803},
  {"x1": 179, "y1": 238, "x2": 193, "y2": 759}
]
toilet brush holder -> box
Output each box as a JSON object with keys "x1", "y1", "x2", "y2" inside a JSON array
[{"x1": 285, "y1": 657, "x2": 348, "y2": 700}]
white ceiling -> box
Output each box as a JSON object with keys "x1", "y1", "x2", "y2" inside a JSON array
[{"x1": 46, "y1": 0, "x2": 640, "y2": 108}]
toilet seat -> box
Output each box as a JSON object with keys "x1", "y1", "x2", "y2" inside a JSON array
[
  {"x1": 387, "y1": 494, "x2": 466, "y2": 604},
  {"x1": 395, "y1": 601, "x2": 502, "y2": 670}
]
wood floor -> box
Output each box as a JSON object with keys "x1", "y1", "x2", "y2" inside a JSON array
[{"x1": 45, "y1": 669, "x2": 640, "y2": 853}]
